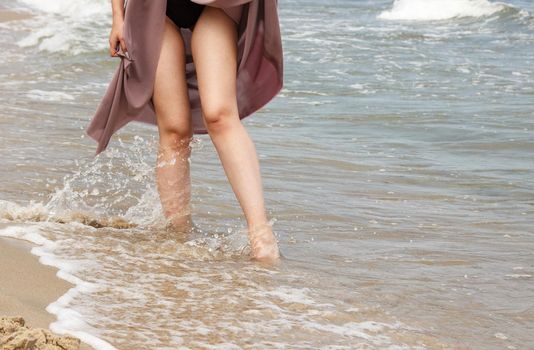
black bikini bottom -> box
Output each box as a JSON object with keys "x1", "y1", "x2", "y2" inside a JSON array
[{"x1": 166, "y1": 0, "x2": 206, "y2": 29}]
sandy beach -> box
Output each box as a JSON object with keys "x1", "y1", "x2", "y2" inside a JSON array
[
  {"x1": 0, "y1": 8, "x2": 91, "y2": 348},
  {"x1": 0, "y1": 236, "x2": 93, "y2": 350}
]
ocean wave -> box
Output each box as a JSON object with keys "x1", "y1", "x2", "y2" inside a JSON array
[
  {"x1": 15, "y1": 0, "x2": 109, "y2": 54},
  {"x1": 378, "y1": 0, "x2": 513, "y2": 21}
]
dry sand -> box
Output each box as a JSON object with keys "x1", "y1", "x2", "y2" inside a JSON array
[{"x1": 0, "y1": 237, "x2": 94, "y2": 350}]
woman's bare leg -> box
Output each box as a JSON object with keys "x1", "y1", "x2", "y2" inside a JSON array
[
  {"x1": 191, "y1": 6, "x2": 280, "y2": 262},
  {"x1": 153, "y1": 17, "x2": 194, "y2": 229}
]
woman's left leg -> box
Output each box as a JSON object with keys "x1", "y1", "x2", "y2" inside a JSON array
[{"x1": 191, "y1": 6, "x2": 279, "y2": 262}]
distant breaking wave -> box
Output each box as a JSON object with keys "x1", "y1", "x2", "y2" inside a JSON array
[
  {"x1": 378, "y1": 0, "x2": 510, "y2": 21},
  {"x1": 16, "y1": 0, "x2": 109, "y2": 54}
]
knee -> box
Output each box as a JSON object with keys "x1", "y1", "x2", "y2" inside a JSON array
[
  {"x1": 202, "y1": 104, "x2": 239, "y2": 134},
  {"x1": 159, "y1": 123, "x2": 193, "y2": 148}
]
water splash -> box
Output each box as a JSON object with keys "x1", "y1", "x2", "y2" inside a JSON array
[
  {"x1": 0, "y1": 133, "x2": 264, "y2": 261},
  {"x1": 1, "y1": 135, "x2": 160, "y2": 228}
]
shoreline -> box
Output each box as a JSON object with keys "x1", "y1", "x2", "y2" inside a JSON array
[
  {"x1": 0, "y1": 236, "x2": 94, "y2": 350},
  {"x1": 0, "y1": 8, "x2": 94, "y2": 349}
]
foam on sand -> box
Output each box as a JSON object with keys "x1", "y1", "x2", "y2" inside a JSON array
[{"x1": 0, "y1": 224, "x2": 117, "y2": 350}]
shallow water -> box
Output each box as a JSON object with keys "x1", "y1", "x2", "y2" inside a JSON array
[{"x1": 1, "y1": 0, "x2": 533, "y2": 349}]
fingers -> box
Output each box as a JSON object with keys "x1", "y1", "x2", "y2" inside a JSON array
[
  {"x1": 119, "y1": 37, "x2": 128, "y2": 54},
  {"x1": 109, "y1": 40, "x2": 116, "y2": 57},
  {"x1": 109, "y1": 32, "x2": 118, "y2": 57},
  {"x1": 108, "y1": 32, "x2": 127, "y2": 57}
]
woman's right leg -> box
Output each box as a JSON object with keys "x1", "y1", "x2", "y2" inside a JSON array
[{"x1": 153, "y1": 17, "x2": 194, "y2": 229}]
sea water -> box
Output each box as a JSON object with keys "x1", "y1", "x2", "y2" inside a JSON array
[{"x1": 0, "y1": 0, "x2": 533, "y2": 349}]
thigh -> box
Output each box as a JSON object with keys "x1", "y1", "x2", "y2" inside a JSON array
[
  {"x1": 153, "y1": 16, "x2": 192, "y2": 135},
  {"x1": 190, "y1": 6, "x2": 239, "y2": 122}
]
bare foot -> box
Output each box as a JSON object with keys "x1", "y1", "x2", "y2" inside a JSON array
[
  {"x1": 248, "y1": 222, "x2": 280, "y2": 264},
  {"x1": 166, "y1": 208, "x2": 193, "y2": 231}
]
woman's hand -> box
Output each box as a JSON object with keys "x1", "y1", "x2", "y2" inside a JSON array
[{"x1": 109, "y1": 18, "x2": 127, "y2": 57}]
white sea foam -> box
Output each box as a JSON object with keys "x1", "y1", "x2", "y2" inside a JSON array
[
  {"x1": 378, "y1": 0, "x2": 508, "y2": 21},
  {"x1": 16, "y1": 0, "x2": 109, "y2": 54},
  {"x1": 0, "y1": 224, "x2": 50, "y2": 245},
  {"x1": 26, "y1": 89, "x2": 75, "y2": 101},
  {"x1": 18, "y1": 0, "x2": 107, "y2": 16},
  {"x1": 48, "y1": 289, "x2": 119, "y2": 350}
]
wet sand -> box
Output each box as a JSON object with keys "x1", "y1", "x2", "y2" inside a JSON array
[
  {"x1": 0, "y1": 237, "x2": 93, "y2": 350},
  {"x1": 0, "y1": 9, "x2": 32, "y2": 23}
]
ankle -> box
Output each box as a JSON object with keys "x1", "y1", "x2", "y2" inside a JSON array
[{"x1": 247, "y1": 220, "x2": 274, "y2": 238}]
